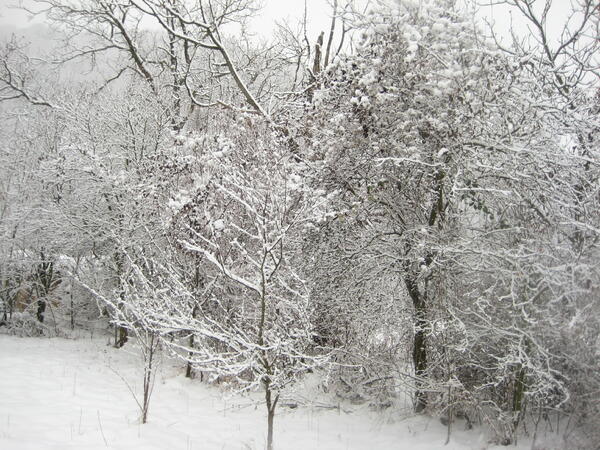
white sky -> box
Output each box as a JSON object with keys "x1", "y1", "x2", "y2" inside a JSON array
[
  {"x1": 0, "y1": 0, "x2": 581, "y2": 50},
  {"x1": 0, "y1": 0, "x2": 338, "y2": 43},
  {"x1": 477, "y1": 0, "x2": 577, "y2": 48},
  {"x1": 250, "y1": 0, "x2": 338, "y2": 42}
]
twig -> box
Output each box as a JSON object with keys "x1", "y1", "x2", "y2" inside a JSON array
[
  {"x1": 107, "y1": 364, "x2": 143, "y2": 413},
  {"x1": 97, "y1": 410, "x2": 108, "y2": 447}
]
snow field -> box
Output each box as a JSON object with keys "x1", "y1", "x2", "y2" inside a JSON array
[{"x1": 0, "y1": 335, "x2": 534, "y2": 450}]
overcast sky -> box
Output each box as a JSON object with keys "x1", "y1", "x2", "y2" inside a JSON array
[
  {"x1": 0, "y1": 0, "x2": 338, "y2": 43},
  {"x1": 0, "y1": 0, "x2": 579, "y2": 49}
]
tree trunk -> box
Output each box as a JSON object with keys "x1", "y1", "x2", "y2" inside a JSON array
[
  {"x1": 185, "y1": 353, "x2": 193, "y2": 378},
  {"x1": 313, "y1": 32, "x2": 324, "y2": 76},
  {"x1": 404, "y1": 166, "x2": 445, "y2": 412},
  {"x1": 141, "y1": 333, "x2": 157, "y2": 424},
  {"x1": 265, "y1": 382, "x2": 278, "y2": 450},
  {"x1": 267, "y1": 406, "x2": 275, "y2": 450},
  {"x1": 115, "y1": 325, "x2": 128, "y2": 348},
  {"x1": 405, "y1": 274, "x2": 427, "y2": 413},
  {"x1": 0, "y1": 276, "x2": 8, "y2": 325},
  {"x1": 35, "y1": 252, "x2": 54, "y2": 324},
  {"x1": 186, "y1": 271, "x2": 201, "y2": 378},
  {"x1": 512, "y1": 365, "x2": 526, "y2": 432},
  {"x1": 70, "y1": 285, "x2": 75, "y2": 330},
  {"x1": 113, "y1": 251, "x2": 128, "y2": 348},
  {"x1": 36, "y1": 298, "x2": 46, "y2": 323}
]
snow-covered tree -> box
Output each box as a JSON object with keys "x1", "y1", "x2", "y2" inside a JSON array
[
  {"x1": 152, "y1": 116, "x2": 327, "y2": 450},
  {"x1": 300, "y1": 0, "x2": 600, "y2": 443}
]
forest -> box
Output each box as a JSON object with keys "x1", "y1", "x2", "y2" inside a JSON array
[{"x1": 0, "y1": 0, "x2": 599, "y2": 449}]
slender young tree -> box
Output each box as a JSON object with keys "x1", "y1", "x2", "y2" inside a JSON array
[{"x1": 158, "y1": 117, "x2": 326, "y2": 450}]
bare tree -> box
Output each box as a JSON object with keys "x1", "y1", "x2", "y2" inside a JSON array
[{"x1": 479, "y1": 0, "x2": 599, "y2": 95}]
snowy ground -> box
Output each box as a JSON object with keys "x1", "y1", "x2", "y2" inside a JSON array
[{"x1": 0, "y1": 334, "x2": 536, "y2": 450}]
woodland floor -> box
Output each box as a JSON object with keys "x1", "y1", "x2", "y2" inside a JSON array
[{"x1": 0, "y1": 334, "x2": 548, "y2": 450}]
